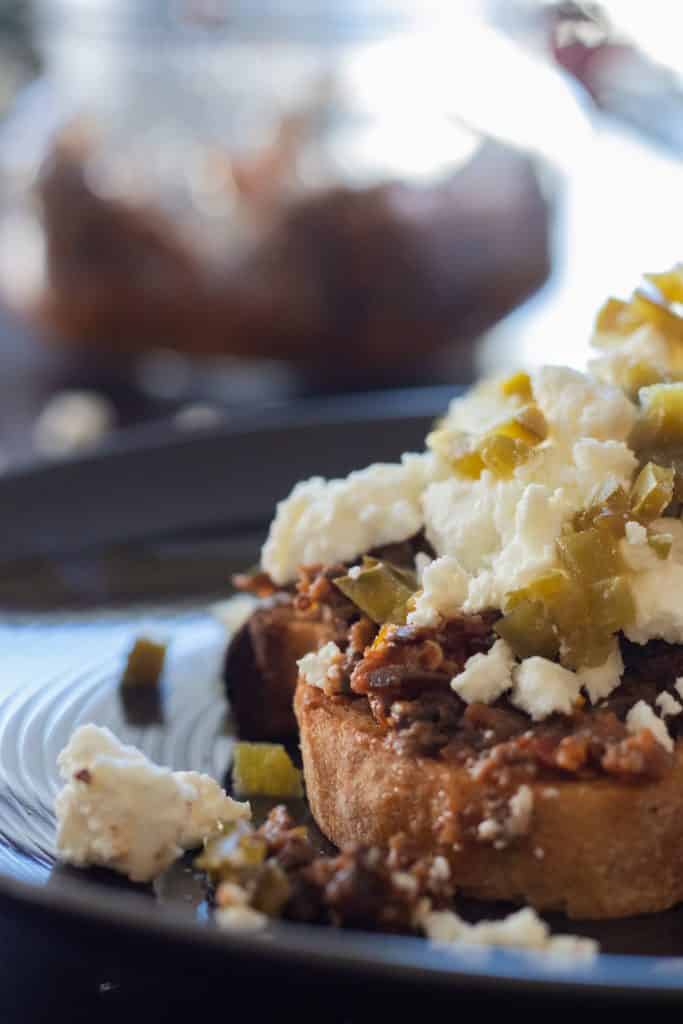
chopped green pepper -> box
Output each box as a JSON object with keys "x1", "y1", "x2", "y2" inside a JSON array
[
  {"x1": 557, "y1": 528, "x2": 621, "y2": 585},
  {"x1": 494, "y1": 600, "x2": 559, "y2": 661},
  {"x1": 232, "y1": 742, "x2": 303, "y2": 798},
  {"x1": 629, "y1": 461, "x2": 675, "y2": 522},
  {"x1": 500, "y1": 370, "x2": 532, "y2": 401},
  {"x1": 646, "y1": 266, "x2": 683, "y2": 304},
  {"x1": 333, "y1": 560, "x2": 416, "y2": 625},
  {"x1": 120, "y1": 636, "x2": 166, "y2": 689},
  {"x1": 647, "y1": 531, "x2": 673, "y2": 560}
]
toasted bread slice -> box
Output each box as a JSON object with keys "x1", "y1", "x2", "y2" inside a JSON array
[
  {"x1": 295, "y1": 682, "x2": 683, "y2": 919},
  {"x1": 225, "y1": 603, "x2": 335, "y2": 740}
]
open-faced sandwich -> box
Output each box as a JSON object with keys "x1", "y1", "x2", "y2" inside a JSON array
[{"x1": 228, "y1": 267, "x2": 683, "y2": 920}]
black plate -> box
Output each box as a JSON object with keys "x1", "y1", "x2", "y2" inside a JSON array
[{"x1": 2, "y1": 387, "x2": 683, "y2": 1007}]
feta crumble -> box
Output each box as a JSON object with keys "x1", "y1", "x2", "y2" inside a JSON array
[
  {"x1": 261, "y1": 454, "x2": 437, "y2": 585},
  {"x1": 576, "y1": 640, "x2": 624, "y2": 704},
  {"x1": 625, "y1": 520, "x2": 648, "y2": 546},
  {"x1": 626, "y1": 700, "x2": 674, "y2": 753},
  {"x1": 530, "y1": 365, "x2": 636, "y2": 443},
  {"x1": 215, "y1": 906, "x2": 268, "y2": 932},
  {"x1": 450, "y1": 639, "x2": 515, "y2": 705},
  {"x1": 625, "y1": 562, "x2": 683, "y2": 645},
  {"x1": 297, "y1": 641, "x2": 344, "y2": 692},
  {"x1": 511, "y1": 658, "x2": 582, "y2": 721},
  {"x1": 623, "y1": 520, "x2": 683, "y2": 645},
  {"x1": 620, "y1": 520, "x2": 660, "y2": 574},
  {"x1": 656, "y1": 692, "x2": 683, "y2": 718},
  {"x1": 408, "y1": 555, "x2": 468, "y2": 627},
  {"x1": 507, "y1": 785, "x2": 534, "y2": 838},
  {"x1": 55, "y1": 724, "x2": 249, "y2": 883},
  {"x1": 421, "y1": 905, "x2": 597, "y2": 957},
  {"x1": 589, "y1": 324, "x2": 674, "y2": 391},
  {"x1": 422, "y1": 436, "x2": 636, "y2": 616}
]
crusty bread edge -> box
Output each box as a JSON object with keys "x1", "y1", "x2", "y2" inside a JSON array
[{"x1": 295, "y1": 683, "x2": 683, "y2": 919}]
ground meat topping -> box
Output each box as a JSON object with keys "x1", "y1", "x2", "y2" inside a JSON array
[
  {"x1": 385, "y1": 692, "x2": 464, "y2": 757},
  {"x1": 468, "y1": 708, "x2": 672, "y2": 785},
  {"x1": 350, "y1": 614, "x2": 498, "y2": 699},
  {"x1": 212, "y1": 807, "x2": 457, "y2": 934},
  {"x1": 294, "y1": 563, "x2": 357, "y2": 618},
  {"x1": 340, "y1": 610, "x2": 679, "y2": 780},
  {"x1": 249, "y1": 547, "x2": 683, "y2": 783}
]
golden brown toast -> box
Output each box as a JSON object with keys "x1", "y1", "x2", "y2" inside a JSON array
[
  {"x1": 224, "y1": 602, "x2": 334, "y2": 740},
  {"x1": 295, "y1": 682, "x2": 683, "y2": 919}
]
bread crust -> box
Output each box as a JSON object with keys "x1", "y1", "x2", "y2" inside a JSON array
[
  {"x1": 225, "y1": 605, "x2": 334, "y2": 739},
  {"x1": 295, "y1": 682, "x2": 683, "y2": 919}
]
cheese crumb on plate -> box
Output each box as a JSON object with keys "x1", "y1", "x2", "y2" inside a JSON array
[
  {"x1": 421, "y1": 905, "x2": 597, "y2": 958},
  {"x1": 55, "y1": 724, "x2": 249, "y2": 883}
]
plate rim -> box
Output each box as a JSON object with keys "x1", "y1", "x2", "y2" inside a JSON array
[{"x1": 2, "y1": 862, "x2": 683, "y2": 1001}]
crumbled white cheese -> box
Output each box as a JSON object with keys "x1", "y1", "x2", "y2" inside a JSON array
[
  {"x1": 625, "y1": 519, "x2": 648, "y2": 545},
  {"x1": 262, "y1": 363, "x2": 638, "y2": 635},
  {"x1": 423, "y1": 478, "x2": 570, "y2": 612},
  {"x1": 626, "y1": 700, "x2": 674, "y2": 753},
  {"x1": 507, "y1": 785, "x2": 534, "y2": 837},
  {"x1": 511, "y1": 658, "x2": 582, "y2": 721},
  {"x1": 461, "y1": 571, "x2": 497, "y2": 613},
  {"x1": 392, "y1": 871, "x2": 419, "y2": 894},
  {"x1": 589, "y1": 325, "x2": 672, "y2": 391},
  {"x1": 348, "y1": 565, "x2": 362, "y2": 580},
  {"x1": 175, "y1": 770, "x2": 248, "y2": 850},
  {"x1": 213, "y1": 878, "x2": 269, "y2": 933},
  {"x1": 656, "y1": 692, "x2": 683, "y2": 718},
  {"x1": 421, "y1": 905, "x2": 597, "y2": 957},
  {"x1": 408, "y1": 555, "x2": 469, "y2": 627},
  {"x1": 570, "y1": 437, "x2": 638, "y2": 492},
  {"x1": 429, "y1": 855, "x2": 451, "y2": 883},
  {"x1": 531, "y1": 365, "x2": 636, "y2": 443},
  {"x1": 676, "y1": 678, "x2": 683, "y2": 701},
  {"x1": 422, "y1": 474, "x2": 509, "y2": 579},
  {"x1": 261, "y1": 454, "x2": 438, "y2": 585},
  {"x1": 216, "y1": 906, "x2": 268, "y2": 932},
  {"x1": 450, "y1": 639, "x2": 515, "y2": 705},
  {"x1": 297, "y1": 641, "x2": 343, "y2": 691},
  {"x1": 414, "y1": 551, "x2": 432, "y2": 583},
  {"x1": 438, "y1": 377, "x2": 525, "y2": 436},
  {"x1": 422, "y1": 437, "x2": 636, "y2": 615},
  {"x1": 620, "y1": 519, "x2": 683, "y2": 643},
  {"x1": 55, "y1": 724, "x2": 249, "y2": 883},
  {"x1": 624, "y1": 561, "x2": 683, "y2": 645},
  {"x1": 620, "y1": 520, "x2": 660, "y2": 574},
  {"x1": 469, "y1": 484, "x2": 573, "y2": 612},
  {"x1": 478, "y1": 784, "x2": 535, "y2": 845},
  {"x1": 576, "y1": 640, "x2": 624, "y2": 704},
  {"x1": 477, "y1": 818, "x2": 500, "y2": 842},
  {"x1": 210, "y1": 594, "x2": 259, "y2": 635}
]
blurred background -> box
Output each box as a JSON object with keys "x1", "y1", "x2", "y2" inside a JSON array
[{"x1": 0, "y1": 0, "x2": 681, "y2": 467}]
